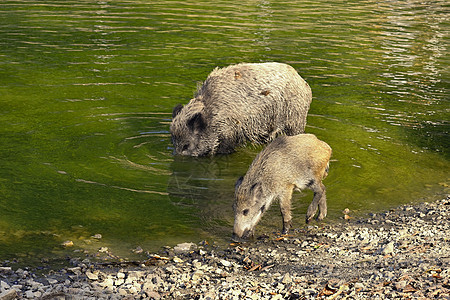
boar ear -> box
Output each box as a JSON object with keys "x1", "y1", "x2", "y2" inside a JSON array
[
  {"x1": 250, "y1": 182, "x2": 263, "y2": 197},
  {"x1": 187, "y1": 112, "x2": 206, "y2": 132},
  {"x1": 172, "y1": 104, "x2": 183, "y2": 118},
  {"x1": 235, "y1": 176, "x2": 244, "y2": 189}
]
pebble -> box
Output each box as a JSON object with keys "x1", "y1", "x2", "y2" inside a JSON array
[
  {"x1": 61, "y1": 240, "x2": 74, "y2": 247},
  {"x1": 220, "y1": 259, "x2": 232, "y2": 267},
  {"x1": 174, "y1": 242, "x2": 197, "y2": 253},
  {"x1": 280, "y1": 273, "x2": 292, "y2": 284},
  {"x1": 0, "y1": 197, "x2": 448, "y2": 299},
  {"x1": 173, "y1": 256, "x2": 183, "y2": 263},
  {"x1": 85, "y1": 271, "x2": 98, "y2": 281},
  {"x1": 91, "y1": 233, "x2": 102, "y2": 239},
  {"x1": 0, "y1": 290, "x2": 17, "y2": 300},
  {"x1": 24, "y1": 290, "x2": 34, "y2": 298},
  {"x1": 0, "y1": 268, "x2": 12, "y2": 275},
  {"x1": 381, "y1": 241, "x2": 395, "y2": 255}
]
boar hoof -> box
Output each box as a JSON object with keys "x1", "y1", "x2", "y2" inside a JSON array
[{"x1": 282, "y1": 221, "x2": 292, "y2": 235}]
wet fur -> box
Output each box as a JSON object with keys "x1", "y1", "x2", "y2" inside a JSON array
[{"x1": 171, "y1": 62, "x2": 312, "y2": 156}]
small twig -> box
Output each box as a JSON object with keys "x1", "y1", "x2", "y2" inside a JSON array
[
  {"x1": 248, "y1": 264, "x2": 261, "y2": 271},
  {"x1": 260, "y1": 264, "x2": 275, "y2": 271}
]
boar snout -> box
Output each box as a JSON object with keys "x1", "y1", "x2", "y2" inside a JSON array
[{"x1": 231, "y1": 228, "x2": 253, "y2": 243}]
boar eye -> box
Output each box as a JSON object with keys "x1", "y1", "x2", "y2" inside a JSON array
[{"x1": 242, "y1": 209, "x2": 249, "y2": 216}]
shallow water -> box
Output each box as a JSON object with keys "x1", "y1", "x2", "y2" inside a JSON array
[{"x1": 0, "y1": 0, "x2": 448, "y2": 265}]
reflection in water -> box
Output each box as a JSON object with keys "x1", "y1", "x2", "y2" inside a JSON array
[
  {"x1": 253, "y1": 1, "x2": 273, "y2": 55},
  {"x1": 375, "y1": 0, "x2": 448, "y2": 155},
  {"x1": 380, "y1": 0, "x2": 445, "y2": 103},
  {"x1": 167, "y1": 155, "x2": 238, "y2": 234}
]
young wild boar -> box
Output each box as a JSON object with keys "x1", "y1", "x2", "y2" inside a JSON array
[
  {"x1": 232, "y1": 134, "x2": 332, "y2": 241},
  {"x1": 170, "y1": 62, "x2": 312, "y2": 156}
]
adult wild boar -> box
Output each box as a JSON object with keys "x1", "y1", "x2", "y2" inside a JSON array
[
  {"x1": 232, "y1": 134, "x2": 332, "y2": 241},
  {"x1": 170, "y1": 62, "x2": 312, "y2": 156}
]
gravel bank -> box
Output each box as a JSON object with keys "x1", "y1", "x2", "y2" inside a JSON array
[{"x1": 1, "y1": 196, "x2": 449, "y2": 299}]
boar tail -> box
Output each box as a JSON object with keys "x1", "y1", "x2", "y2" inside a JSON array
[{"x1": 323, "y1": 162, "x2": 330, "y2": 179}]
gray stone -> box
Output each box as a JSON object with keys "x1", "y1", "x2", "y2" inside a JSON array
[
  {"x1": 142, "y1": 281, "x2": 155, "y2": 291},
  {"x1": 382, "y1": 242, "x2": 395, "y2": 255},
  {"x1": 174, "y1": 242, "x2": 197, "y2": 253},
  {"x1": 92, "y1": 233, "x2": 102, "y2": 239},
  {"x1": 33, "y1": 291, "x2": 42, "y2": 298},
  {"x1": 114, "y1": 278, "x2": 124, "y2": 286},
  {"x1": 25, "y1": 290, "x2": 34, "y2": 299},
  {"x1": 220, "y1": 260, "x2": 232, "y2": 267},
  {"x1": 118, "y1": 288, "x2": 128, "y2": 296},
  {"x1": 67, "y1": 267, "x2": 82, "y2": 275},
  {"x1": 0, "y1": 289, "x2": 18, "y2": 300},
  {"x1": 395, "y1": 280, "x2": 408, "y2": 291},
  {"x1": 0, "y1": 281, "x2": 10, "y2": 290},
  {"x1": 281, "y1": 273, "x2": 292, "y2": 284},
  {"x1": 173, "y1": 256, "x2": 183, "y2": 263},
  {"x1": 86, "y1": 271, "x2": 98, "y2": 280},
  {"x1": 146, "y1": 291, "x2": 161, "y2": 299},
  {"x1": 0, "y1": 268, "x2": 12, "y2": 275},
  {"x1": 354, "y1": 282, "x2": 364, "y2": 290},
  {"x1": 191, "y1": 270, "x2": 204, "y2": 282}
]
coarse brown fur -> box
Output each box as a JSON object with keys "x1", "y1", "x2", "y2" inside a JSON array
[
  {"x1": 233, "y1": 134, "x2": 332, "y2": 241},
  {"x1": 171, "y1": 62, "x2": 312, "y2": 156}
]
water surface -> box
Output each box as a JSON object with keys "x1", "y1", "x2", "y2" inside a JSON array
[{"x1": 0, "y1": 0, "x2": 448, "y2": 265}]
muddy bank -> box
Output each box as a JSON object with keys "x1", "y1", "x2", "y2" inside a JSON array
[{"x1": 1, "y1": 196, "x2": 449, "y2": 299}]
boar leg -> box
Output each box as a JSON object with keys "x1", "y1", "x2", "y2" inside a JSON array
[
  {"x1": 306, "y1": 182, "x2": 325, "y2": 223},
  {"x1": 279, "y1": 187, "x2": 294, "y2": 235},
  {"x1": 316, "y1": 183, "x2": 327, "y2": 221}
]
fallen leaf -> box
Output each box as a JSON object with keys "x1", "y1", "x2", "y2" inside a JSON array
[
  {"x1": 318, "y1": 286, "x2": 334, "y2": 296},
  {"x1": 402, "y1": 284, "x2": 417, "y2": 293}
]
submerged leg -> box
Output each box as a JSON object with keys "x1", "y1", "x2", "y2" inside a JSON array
[
  {"x1": 306, "y1": 181, "x2": 325, "y2": 223},
  {"x1": 279, "y1": 187, "x2": 294, "y2": 234}
]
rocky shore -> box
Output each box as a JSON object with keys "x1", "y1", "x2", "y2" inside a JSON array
[{"x1": 1, "y1": 196, "x2": 449, "y2": 299}]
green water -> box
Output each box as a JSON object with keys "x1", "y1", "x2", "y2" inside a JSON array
[{"x1": 0, "y1": 0, "x2": 448, "y2": 265}]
